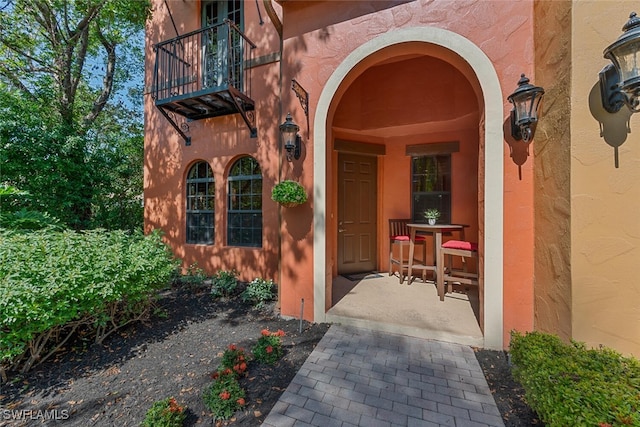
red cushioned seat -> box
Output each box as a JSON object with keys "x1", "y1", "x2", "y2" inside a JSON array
[
  {"x1": 442, "y1": 240, "x2": 478, "y2": 251},
  {"x1": 390, "y1": 235, "x2": 427, "y2": 242},
  {"x1": 438, "y1": 239, "x2": 479, "y2": 300}
]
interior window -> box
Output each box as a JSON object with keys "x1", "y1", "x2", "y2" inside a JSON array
[
  {"x1": 411, "y1": 155, "x2": 452, "y2": 223},
  {"x1": 202, "y1": 0, "x2": 243, "y2": 27}
]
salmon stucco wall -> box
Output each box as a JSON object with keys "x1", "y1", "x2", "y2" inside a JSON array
[
  {"x1": 571, "y1": 2, "x2": 640, "y2": 356},
  {"x1": 279, "y1": 0, "x2": 536, "y2": 343},
  {"x1": 533, "y1": 0, "x2": 572, "y2": 341},
  {"x1": 144, "y1": 1, "x2": 285, "y2": 284}
]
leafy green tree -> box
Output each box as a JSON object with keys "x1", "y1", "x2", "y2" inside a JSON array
[{"x1": 0, "y1": 0, "x2": 150, "y2": 230}]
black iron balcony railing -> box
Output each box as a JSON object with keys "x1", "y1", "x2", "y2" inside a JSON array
[{"x1": 152, "y1": 20, "x2": 257, "y2": 144}]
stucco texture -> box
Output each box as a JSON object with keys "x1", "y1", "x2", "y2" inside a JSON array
[
  {"x1": 279, "y1": 0, "x2": 536, "y2": 345},
  {"x1": 571, "y1": 1, "x2": 640, "y2": 356},
  {"x1": 532, "y1": 0, "x2": 572, "y2": 342}
]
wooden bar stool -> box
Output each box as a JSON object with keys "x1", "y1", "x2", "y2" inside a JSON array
[
  {"x1": 388, "y1": 219, "x2": 427, "y2": 283},
  {"x1": 439, "y1": 240, "x2": 479, "y2": 299}
]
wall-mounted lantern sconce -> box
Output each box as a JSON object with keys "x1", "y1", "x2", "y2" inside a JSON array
[
  {"x1": 600, "y1": 12, "x2": 640, "y2": 113},
  {"x1": 279, "y1": 113, "x2": 301, "y2": 161},
  {"x1": 507, "y1": 74, "x2": 545, "y2": 143}
]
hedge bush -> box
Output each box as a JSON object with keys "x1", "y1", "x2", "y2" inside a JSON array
[
  {"x1": 510, "y1": 331, "x2": 640, "y2": 426},
  {"x1": 0, "y1": 228, "x2": 179, "y2": 376}
]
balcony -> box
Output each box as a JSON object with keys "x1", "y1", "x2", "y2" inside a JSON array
[{"x1": 152, "y1": 20, "x2": 257, "y2": 144}]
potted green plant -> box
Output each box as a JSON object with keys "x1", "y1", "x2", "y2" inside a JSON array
[
  {"x1": 423, "y1": 208, "x2": 440, "y2": 225},
  {"x1": 271, "y1": 180, "x2": 307, "y2": 207}
]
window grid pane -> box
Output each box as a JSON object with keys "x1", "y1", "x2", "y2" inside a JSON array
[
  {"x1": 228, "y1": 156, "x2": 262, "y2": 247},
  {"x1": 411, "y1": 155, "x2": 452, "y2": 223},
  {"x1": 186, "y1": 161, "x2": 215, "y2": 244}
]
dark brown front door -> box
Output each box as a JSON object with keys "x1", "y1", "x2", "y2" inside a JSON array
[{"x1": 338, "y1": 153, "x2": 377, "y2": 274}]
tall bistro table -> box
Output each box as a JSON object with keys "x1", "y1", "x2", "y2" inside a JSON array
[{"x1": 405, "y1": 223, "x2": 467, "y2": 299}]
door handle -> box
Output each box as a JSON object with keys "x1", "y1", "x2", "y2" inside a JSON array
[{"x1": 338, "y1": 228, "x2": 346, "y2": 233}]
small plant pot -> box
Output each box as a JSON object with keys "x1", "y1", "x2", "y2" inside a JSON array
[
  {"x1": 428, "y1": 218, "x2": 436, "y2": 225},
  {"x1": 281, "y1": 201, "x2": 301, "y2": 208}
]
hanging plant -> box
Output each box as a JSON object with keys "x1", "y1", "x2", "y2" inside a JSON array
[{"x1": 271, "y1": 180, "x2": 307, "y2": 207}]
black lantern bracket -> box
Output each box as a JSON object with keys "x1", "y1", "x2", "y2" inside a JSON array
[{"x1": 292, "y1": 79, "x2": 308, "y2": 118}]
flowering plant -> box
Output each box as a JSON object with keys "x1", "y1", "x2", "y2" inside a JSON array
[
  {"x1": 271, "y1": 180, "x2": 307, "y2": 207},
  {"x1": 203, "y1": 370, "x2": 246, "y2": 420},
  {"x1": 142, "y1": 397, "x2": 186, "y2": 427},
  {"x1": 219, "y1": 344, "x2": 248, "y2": 377},
  {"x1": 252, "y1": 329, "x2": 285, "y2": 364}
]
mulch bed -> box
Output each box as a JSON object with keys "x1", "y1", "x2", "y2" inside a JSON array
[
  {"x1": 1, "y1": 284, "x2": 541, "y2": 426},
  {"x1": 475, "y1": 348, "x2": 544, "y2": 426}
]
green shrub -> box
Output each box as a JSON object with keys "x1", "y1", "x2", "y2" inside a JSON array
[
  {"x1": 211, "y1": 270, "x2": 238, "y2": 298},
  {"x1": 179, "y1": 263, "x2": 207, "y2": 288},
  {"x1": 0, "y1": 208, "x2": 63, "y2": 230},
  {"x1": 203, "y1": 370, "x2": 246, "y2": 420},
  {"x1": 0, "y1": 228, "x2": 179, "y2": 375},
  {"x1": 241, "y1": 277, "x2": 275, "y2": 308},
  {"x1": 510, "y1": 331, "x2": 640, "y2": 427},
  {"x1": 141, "y1": 397, "x2": 186, "y2": 427},
  {"x1": 252, "y1": 329, "x2": 285, "y2": 365}
]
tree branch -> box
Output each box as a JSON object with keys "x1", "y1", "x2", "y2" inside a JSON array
[
  {"x1": 70, "y1": 25, "x2": 90, "y2": 101},
  {"x1": 0, "y1": 65, "x2": 37, "y2": 101},
  {"x1": 83, "y1": 25, "x2": 115, "y2": 128}
]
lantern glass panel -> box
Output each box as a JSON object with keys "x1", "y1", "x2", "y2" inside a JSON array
[
  {"x1": 613, "y1": 39, "x2": 640, "y2": 85},
  {"x1": 281, "y1": 129, "x2": 296, "y2": 149},
  {"x1": 513, "y1": 95, "x2": 531, "y2": 124}
]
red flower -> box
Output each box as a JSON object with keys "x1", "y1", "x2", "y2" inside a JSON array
[
  {"x1": 229, "y1": 344, "x2": 237, "y2": 351},
  {"x1": 261, "y1": 329, "x2": 270, "y2": 336},
  {"x1": 275, "y1": 329, "x2": 285, "y2": 337},
  {"x1": 219, "y1": 390, "x2": 231, "y2": 400},
  {"x1": 211, "y1": 372, "x2": 219, "y2": 380},
  {"x1": 168, "y1": 398, "x2": 183, "y2": 413},
  {"x1": 237, "y1": 398, "x2": 246, "y2": 406},
  {"x1": 240, "y1": 362, "x2": 247, "y2": 371},
  {"x1": 266, "y1": 345, "x2": 273, "y2": 354}
]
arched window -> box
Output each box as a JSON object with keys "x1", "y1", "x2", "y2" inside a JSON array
[
  {"x1": 228, "y1": 156, "x2": 262, "y2": 247},
  {"x1": 186, "y1": 161, "x2": 215, "y2": 244}
]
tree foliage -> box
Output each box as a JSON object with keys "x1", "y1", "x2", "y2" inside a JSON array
[{"x1": 0, "y1": 0, "x2": 150, "y2": 230}]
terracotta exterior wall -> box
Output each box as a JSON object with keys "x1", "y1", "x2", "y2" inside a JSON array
[
  {"x1": 144, "y1": 1, "x2": 285, "y2": 283},
  {"x1": 532, "y1": 1, "x2": 572, "y2": 340},
  {"x1": 279, "y1": 0, "x2": 536, "y2": 341},
  {"x1": 571, "y1": 1, "x2": 640, "y2": 356},
  {"x1": 145, "y1": 0, "x2": 541, "y2": 342}
]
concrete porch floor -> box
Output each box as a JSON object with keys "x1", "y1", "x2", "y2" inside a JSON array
[{"x1": 326, "y1": 272, "x2": 484, "y2": 347}]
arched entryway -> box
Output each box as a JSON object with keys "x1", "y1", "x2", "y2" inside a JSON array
[{"x1": 313, "y1": 27, "x2": 504, "y2": 350}]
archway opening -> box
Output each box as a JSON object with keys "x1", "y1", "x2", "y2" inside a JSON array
[
  {"x1": 325, "y1": 46, "x2": 482, "y2": 344},
  {"x1": 313, "y1": 28, "x2": 505, "y2": 349}
]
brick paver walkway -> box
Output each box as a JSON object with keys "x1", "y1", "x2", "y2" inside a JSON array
[{"x1": 262, "y1": 324, "x2": 504, "y2": 427}]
